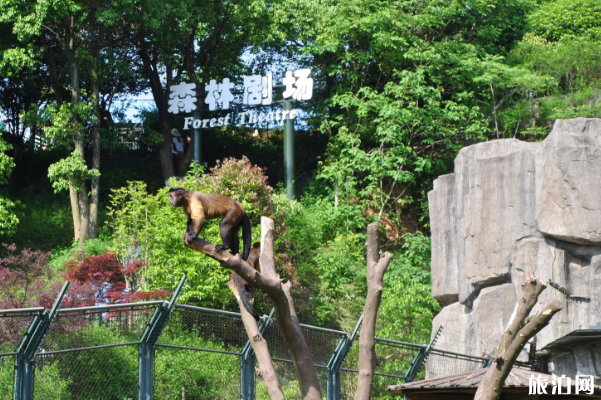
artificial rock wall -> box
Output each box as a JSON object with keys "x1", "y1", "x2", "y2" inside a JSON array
[{"x1": 427, "y1": 118, "x2": 601, "y2": 379}]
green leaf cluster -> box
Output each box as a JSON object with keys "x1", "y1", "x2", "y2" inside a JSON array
[
  {"x1": 0, "y1": 138, "x2": 18, "y2": 235},
  {"x1": 47, "y1": 152, "x2": 100, "y2": 193}
]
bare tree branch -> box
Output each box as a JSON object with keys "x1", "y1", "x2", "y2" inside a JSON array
[
  {"x1": 354, "y1": 224, "x2": 393, "y2": 400},
  {"x1": 227, "y1": 280, "x2": 284, "y2": 400},
  {"x1": 474, "y1": 272, "x2": 565, "y2": 400},
  {"x1": 184, "y1": 217, "x2": 323, "y2": 400}
]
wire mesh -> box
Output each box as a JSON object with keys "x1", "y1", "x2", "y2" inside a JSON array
[
  {"x1": 36, "y1": 305, "x2": 156, "y2": 353},
  {"x1": 424, "y1": 349, "x2": 485, "y2": 379},
  {"x1": 0, "y1": 313, "x2": 36, "y2": 352},
  {"x1": 254, "y1": 360, "x2": 329, "y2": 400},
  {"x1": 0, "y1": 354, "x2": 15, "y2": 400},
  {"x1": 29, "y1": 305, "x2": 154, "y2": 400},
  {"x1": 339, "y1": 336, "x2": 421, "y2": 399},
  {"x1": 252, "y1": 321, "x2": 343, "y2": 398},
  {"x1": 154, "y1": 345, "x2": 241, "y2": 400},
  {"x1": 33, "y1": 345, "x2": 138, "y2": 400},
  {"x1": 158, "y1": 306, "x2": 248, "y2": 352},
  {"x1": 262, "y1": 323, "x2": 346, "y2": 367},
  {"x1": 153, "y1": 306, "x2": 245, "y2": 399},
  {"x1": 1, "y1": 302, "x2": 516, "y2": 400},
  {"x1": 1, "y1": 312, "x2": 42, "y2": 400}
]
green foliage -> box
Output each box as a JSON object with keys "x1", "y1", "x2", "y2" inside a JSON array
[
  {"x1": 188, "y1": 156, "x2": 276, "y2": 225},
  {"x1": 510, "y1": 34, "x2": 601, "y2": 92},
  {"x1": 0, "y1": 138, "x2": 14, "y2": 185},
  {"x1": 0, "y1": 197, "x2": 19, "y2": 236},
  {"x1": 527, "y1": 0, "x2": 601, "y2": 42},
  {"x1": 379, "y1": 232, "x2": 440, "y2": 344},
  {"x1": 107, "y1": 158, "x2": 277, "y2": 308},
  {"x1": 0, "y1": 355, "x2": 15, "y2": 400},
  {"x1": 0, "y1": 138, "x2": 18, "y2": 235},
  {"x1": 47, "y1": 152, "x2": 100, "y2": 193}
]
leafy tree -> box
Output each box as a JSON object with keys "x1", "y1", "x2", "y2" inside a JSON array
[
  {"x1": 269, "y1": 0, "x2": 544, "y2": 238},
  {"x1": 0, "y1": 0, "x2": 146, "y2": 243},
  {"x1": 116, "y1": 0, "x2": 272, "y2": 181},
  {"x1": 527, "y1": 0, "x2": 601, "y2": 42}
]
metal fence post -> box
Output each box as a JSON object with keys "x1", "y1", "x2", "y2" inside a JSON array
[
  {"x1": 326, "y1": 313, "x2": 362, "y2": 400},
  {"x1": 283, "y1": 100, "x2": 295, "y2": 200},
  {"x1": 14, "y1": 281, "x2": 70, "y2": 400},
  {"x1": 405, "y1": 325, "x2": 442, "y2": 383},
  {"x1": 138, "y1": 275, "x2": 187, "y2": 400},
  {"x1": 240, "y1": 308, "x2": 275, "y2": 400}
]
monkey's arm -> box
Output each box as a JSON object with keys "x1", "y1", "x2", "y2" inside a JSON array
[{"x1": 187, "y1": 200, "x2": 206, "y2": 242}]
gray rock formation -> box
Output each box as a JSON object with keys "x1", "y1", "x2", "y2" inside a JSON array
[{"x1": 428, "y1": 118, "x2": 601, "y2": 379}]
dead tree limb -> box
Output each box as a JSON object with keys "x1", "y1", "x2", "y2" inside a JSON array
[
  {"x1": 474, "y1": 272, "x2": 565, "y2": 400},
  {"x1": 227, "y1": 280, "x2": 284, "y2": 400},
  {"x1": 354, "y1": 223, "x2": 393, "y2": 400},
  {"x1": 184, "y1": 217, "x2": 322, "y2": 400}
]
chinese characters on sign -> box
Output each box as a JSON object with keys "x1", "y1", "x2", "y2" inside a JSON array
[
  {"x1": 167, "y1": 82, "x2": 197, "y2": 114},
  {"x1": 167, "y1": 69, "x2": 313, "y2": 128},
  {"x1": 528, "y1": 374, "x2": 595, "y2": 395}
]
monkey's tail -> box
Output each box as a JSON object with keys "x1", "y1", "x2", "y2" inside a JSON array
[
  {"x1": 241, "y1": 212, "x2": 251, "y2": 261},
  {"x1": 233, "y1": 272, "x2": 260, "y2": 321}
]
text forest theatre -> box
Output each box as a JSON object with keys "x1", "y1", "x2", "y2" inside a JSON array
[{"x1": 167, "y1": 69, "x2": 313, "y2": 129}]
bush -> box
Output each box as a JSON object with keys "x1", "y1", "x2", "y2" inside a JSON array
[{"x1": 106, "y1": 157, "x2": 280, "y2": 311}]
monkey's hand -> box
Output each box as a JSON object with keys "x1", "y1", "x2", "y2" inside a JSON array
[{"x1": 185, "y1": 232, "x2": 197, "y2": 243}]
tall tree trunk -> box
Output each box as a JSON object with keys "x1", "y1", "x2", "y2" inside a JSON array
[
  {"x1": 66, "y1": 36, "x2": 89, "y2": 243},
  {"x1": 137, "y1": 40, "x2": 175, "y2": 183},
  {"x1": 69, "y1": 182, "x2": 81, "y2": 239},
  {"x1": 354, "y1": 224, "x2": 392, "y2": 400},
  {"x1": 89, "y1": 28, "x2": 102, "y2": 239},
  {"x1": 226, "y1": 280, "x2": 285, "y2": 400}
]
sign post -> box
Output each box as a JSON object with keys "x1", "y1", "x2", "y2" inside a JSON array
[
  {"x1": 192, "y1": 109, "x2": 201, "y2": 167},
  {"x1": 284, "y1": 100, "x2": 295, "y2": 199}
]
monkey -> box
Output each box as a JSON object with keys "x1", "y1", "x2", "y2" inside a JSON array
[
  {"x1": 168, "y1": 187, "x2": 251, "y2": 258},
  {"x1": 231, "y1": 242, "x2": 261, "y2": 320},
  {"x1": 169, "y1": 187, "x2": 260, "y2": 319}
]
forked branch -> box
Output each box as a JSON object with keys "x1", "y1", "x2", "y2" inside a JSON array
[{"x1": 474, "y1": 272, "x2": 565, "y2": 400}]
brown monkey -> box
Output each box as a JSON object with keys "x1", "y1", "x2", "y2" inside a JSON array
[
  {"x1": 231, "y1": 242, "x2": 261, "y2": 320},
  {"x1": 168, "y1": 187, "x2": 251, "y2": 258},
  {"x1": 169, "y1": 187, "x2": 258, "y2": 319}
]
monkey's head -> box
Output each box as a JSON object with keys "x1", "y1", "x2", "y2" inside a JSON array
[{"x1": 168, "y1": 187, "x2": 187, "y2": 207}]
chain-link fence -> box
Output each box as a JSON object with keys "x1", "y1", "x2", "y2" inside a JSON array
[
  {"x1": 0, "y1": 308, "x2": 41, "y2": 400},
  {"x1": 1, "y1": 279, "x2": 533, "y2": 400}
]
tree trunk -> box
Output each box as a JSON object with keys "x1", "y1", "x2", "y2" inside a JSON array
[
  {"x1": 69, "y1": 182, "x2": 81, "y2": 239},
  {"x1": 137, "y1": 40, "x2": 175, "y2": 183},
  {"x1": 354, "y1": 224, "x2": 392, "y2": 400},
  {"x1": 178, "y1": 142, "x2": 193, "y2": 177},
  {"x1": 184, "y1": 217, "x2": 323, "y2": 400},
  {"x1": 227, "y1": 279, "x2": 285, "y2": 400},
  {"x1": 89, "y1": 31, "x2": 102, "y2": 239},
  {"x1": 69, "y1": 57, "x2": 89, "y2": 243},
  {"x1": 474, "y1": 272, "x2": 565, "y2": 400},
  {"x1": 63, "y1": 16, "x2": 89, "y2": 244}
]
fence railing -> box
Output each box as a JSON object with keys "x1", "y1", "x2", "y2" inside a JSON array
[{"x1": 0, "y1": 277, "x2": 532, "y2": 400}]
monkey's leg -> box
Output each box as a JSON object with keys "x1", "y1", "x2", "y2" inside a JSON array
[{"x1": 215, "y1": 211, "x2": 241, "y2": 254}]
